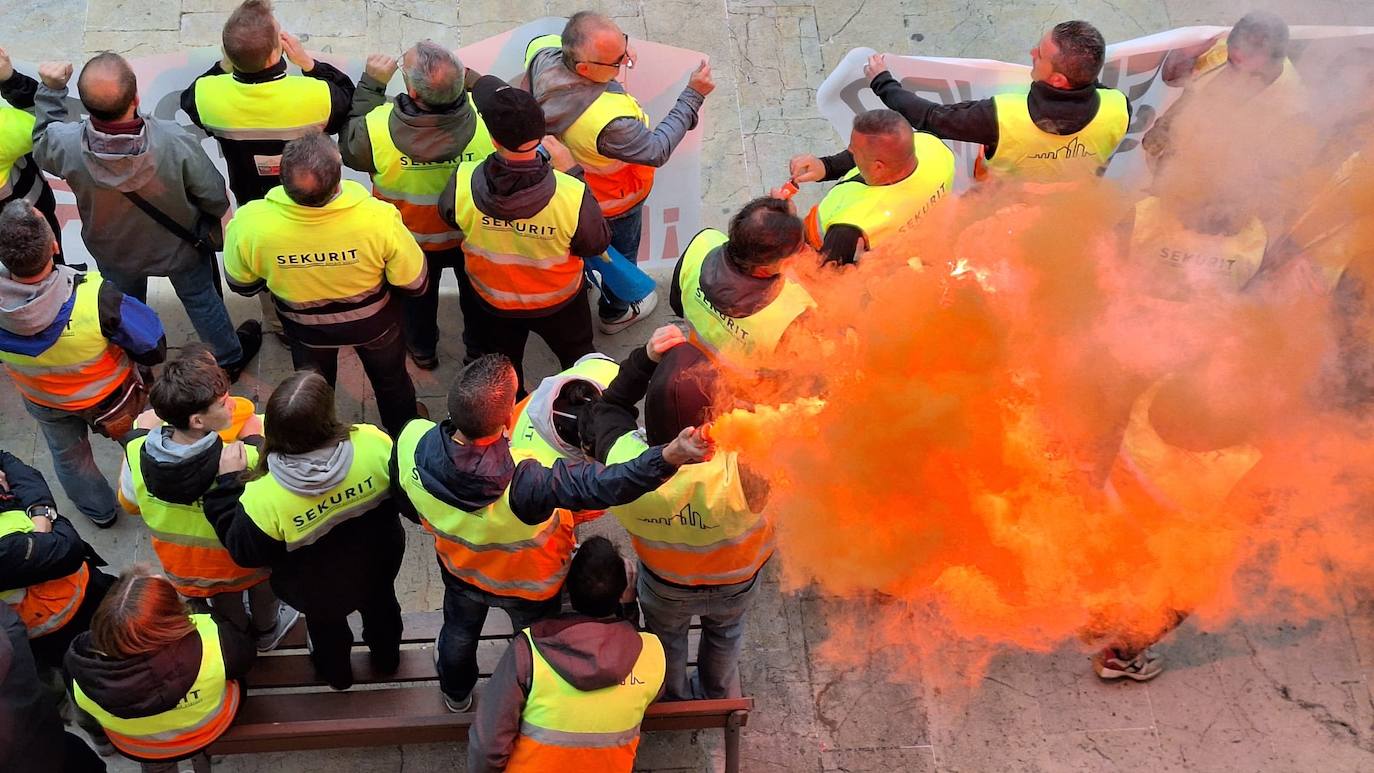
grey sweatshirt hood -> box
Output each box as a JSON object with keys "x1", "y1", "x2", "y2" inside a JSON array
[
  {"x1": 82, "y1": 121, "x2": 156, "y2": 191},
  {"x1": 268, "y1": 440, "x2": 355, "y2": 496},
  {"x1": 526, "y1": 47, "x2": 620, "y2": 135},
  {"x1": 525, "y1": 353, "x2": 616, "y2": 461},
  {"x1": 0, "y1": 264, "x2": 78, "y2": 336}
]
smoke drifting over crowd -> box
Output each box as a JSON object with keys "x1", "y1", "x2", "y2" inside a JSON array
[{"x1": 712, "y1": 52, "x2": 1374, "y2": 677}]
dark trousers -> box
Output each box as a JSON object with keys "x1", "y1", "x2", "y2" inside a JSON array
[
  {"x1": 289, "y1": 326, "x2": 417, "y2": 437},
  {"x1": 403, "y1": 247, "x2": 468, "y2": 359},
  {"x1": 436, "y1": 569, "x2": 561, "y2": 701},
  {"x1": 304, "y1": 584, "x2": 404, "y2": 691},
  {"x1": 457, "y1": 270, "x2": 594, "y2": 396},
  {"x1": 595, "y1": 205, "x2": 645, "y2": 318}
]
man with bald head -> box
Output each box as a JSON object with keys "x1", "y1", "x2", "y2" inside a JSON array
[
  {"x1": 524, "y1": 11, "x2": 715, "y2": 334},
  {"x1": 787, "y1": 109, "x2": 956, "y2": 265},
  {"x1": 341, "y1": 41, "x2": 494, "y2": 371},
  {"x1": 30, "y1": 53, "x2": 262, "y2": 379}
]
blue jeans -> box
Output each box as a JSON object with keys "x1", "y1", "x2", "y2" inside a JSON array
[
  {"x1": 101, "y1": 258, "x2": 243, "y2": 366},
  {"x1": 22, "y1": 399, "x2": 118, "y2": 524},
  {"x1": 590, "y1": 205, "x2": 645, "y2": 318},
  {"x1": 436, "y1": 568, "x2": 561, "y2": 701},
  {"x1": 637, "y1": 567, "x2": 761, "y2": 700}
]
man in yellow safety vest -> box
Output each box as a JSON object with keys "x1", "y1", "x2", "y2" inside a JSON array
[
  {"x1": 467, "y1": 536, "x2": 664, "y2": 772},
  {"x1": 523, "y1": 11, "x2": 715, "y2": 334},
  {"x1": 341, "y1": 41, "x2": 495, "y2": 370},
  {"x1": 795, "y1": 21, "x2": 1129, "y2": 186},
  {"x1": 788, "y1": 109, "x2": 956, "y2": 265}
]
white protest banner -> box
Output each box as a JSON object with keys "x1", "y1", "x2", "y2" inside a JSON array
[
  {"x1": 17, "y1": 17, "x2": 706, "y2": 267},
  {"x1": 815, "y1": 26, "x2": 1374, "y2": 192}
]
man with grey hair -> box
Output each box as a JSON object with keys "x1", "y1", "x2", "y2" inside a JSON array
[
  {"x1": 524, "y1": 12, "x2": 715, "y2": 335},
  {"x1": 341, "y1": 41, "x2": 493, "y2": 371},
  {"x1": 1145, "y1": 11, "x2": 1304, "y2": 170},
  {"x1": 223, "y1": 133, "x2": 428, "y2": 435}
]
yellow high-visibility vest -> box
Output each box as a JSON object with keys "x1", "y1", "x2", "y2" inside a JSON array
[
  {"x1": 239, "y1": 425, "x2": 393, "y2": 551},
  {"x1": 980, "y1": 88, "x2": 1128, "y2": 181},
  {"x1": 0, "y1": 271, "x2": 135, "y2": 410},
  {"x1": 396, "y1": 419, "x2": 575, "y2": 601},
  {"x1": 451, "y1": 160, "x2": 587, "y2": 312},
  {"x1": 74, "y1": 614, "x2": 240, "y2": 760},
  {"x1": 808, "y1": 131, "x2": 955, "y2": 253},
  {"x1": 606, "y1": 431, "x2": 773, "y2": 586},
  {"x1": 676, "y1": 229, "x2": 815, "y2": 365},
  {"x1": 125, "y1": 436, "x2": 269, "y2": 597},
  {"x1": 364, "y1": 99, "x2": 495, "y2": 252},
  {"x1": 507, "y1": 628, "x2": 665, "y2": 772}
]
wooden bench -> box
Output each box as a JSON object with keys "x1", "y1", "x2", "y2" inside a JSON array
[{"x1": 207, "y1": 610, "x2": 753, "y2": 772}]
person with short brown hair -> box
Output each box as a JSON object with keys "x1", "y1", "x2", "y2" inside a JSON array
[{"x1": 65, "y1": 566, "x2": 254, "y2": 773}]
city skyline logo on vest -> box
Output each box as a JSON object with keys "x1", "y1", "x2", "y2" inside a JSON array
[
  {"x1": 691, "y1": 288, "x2": 751, "y2": 343},
  {"x1": 291, "y1": 475, "x2": 376, "y2": 529},
  {"x1": 621, "y1": 671, "x2": 646, "y2": 686},
  {"x1": 276, "y1": 249, "x2": 362, "y2": 268},
  {"x1": 1028, "y1": 136, "x2": 1093, "y2": 162},
  {"x1": 399, "y1": 155, "x2": 460, "y2": 170},
  {"x1": 478, "y1": 216, "x2": 559, "y2": 240},
  {"x1": 638, "y1": 502, "x2": 720, "y2": 530}
]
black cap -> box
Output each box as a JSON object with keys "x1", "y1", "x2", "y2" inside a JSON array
[
  {"x1": 471, "y1": 75, "x2": 545, "y2": 151},
  {"x1": 644, "y1": 345, "x2": 723, "y2": 446}
]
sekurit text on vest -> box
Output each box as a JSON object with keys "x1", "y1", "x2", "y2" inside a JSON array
[
  {"x1": 277, "y1": 249, "x2": 361, "y2": 267},
  {"x1": 291, "y1": 475, "x2": 376, "y2": 529},
  {"x1": 480, "y1": 215, "x2": 558, "y2": 240}
]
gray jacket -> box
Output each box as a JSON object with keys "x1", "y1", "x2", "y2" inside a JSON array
[
  {"x1": 524, "y1": 48, "x2": 705, "y2": 168},
  {"x1": 32, "y1": 84, "x2": 230, "y2": 276}
]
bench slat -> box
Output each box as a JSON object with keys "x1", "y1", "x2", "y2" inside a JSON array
[{"x1": 209, "y1": 687, "x2": 752, "y2": 755}]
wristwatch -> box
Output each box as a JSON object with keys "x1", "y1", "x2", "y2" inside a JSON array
[{"x1": 26, "y1": 505, "x2": 55, "y2": 523}]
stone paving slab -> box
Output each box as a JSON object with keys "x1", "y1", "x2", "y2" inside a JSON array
[{"x1": 3, "y1": 1, "x2": 1374, "y2": 771}]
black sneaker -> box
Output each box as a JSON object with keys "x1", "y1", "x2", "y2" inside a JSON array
[
  {"x1": 87, "y1": 510, "x2": 118, "y2": 529},
  {"x1": 409, "y1": 350, "x2": 439, "y2": 370},
  {"x1": 222, "y1": 320, "x2": 264, "y2": 383}
]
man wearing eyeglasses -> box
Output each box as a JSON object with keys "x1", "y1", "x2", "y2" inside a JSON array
[{"x1": 524, "y1": 12, "x2": 715, "y2": 335}]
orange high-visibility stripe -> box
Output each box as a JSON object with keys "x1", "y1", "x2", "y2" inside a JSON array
[
  {"x1": 462, "y1": 247, "x2": 585, "y2": 312},
  {"x1": 374, "y1": 190, "x2": 463, "y2": 252},
  {"x1": 103, "y1": 681, "x2": 241, "y2": 760},
  {"x1": 8, "y1": 345, "x2": 132, "y2": 410},
  {"x1": 584, "y1": 164, "x2": 654, "y2": 218},
  {"x1": 630, "y1": 519, "x2": 774, "y2": 587},
  {"x1": 423, "y1": 518, "x2": 575, "y2": 602},
  {"x1": 149, "y1": 539, "x2": 269, "y2": 598},
  {"x1": 506, "y1": 736, "x2": 641, "y2": 771},
  {"x1": 8, "y1": 563, "x2": 90, "y2": 638}
]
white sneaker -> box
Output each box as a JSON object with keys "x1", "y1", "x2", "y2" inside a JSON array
[
  {"x1": 256, "y1": 604, "x2": 303, "y2": 652},
  {"x1": 443, "y1": 692, "x2": 474, "y2": 713},
  {"x1": 598, "y1": 290, "x2": 658, "y2": 335}
]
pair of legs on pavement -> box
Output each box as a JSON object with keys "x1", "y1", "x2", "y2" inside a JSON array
[
  {"x1": 100, "y1": 258, "x2": 261, "y2": 379},
  {"x1": 288, "y1": 325, "x2": 419, "y2": 438},
  {"x1": 638, "y1": 568, "x2": 760, "y2": 700}
]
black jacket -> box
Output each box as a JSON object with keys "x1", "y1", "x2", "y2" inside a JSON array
[
  {"x1": 1, "y1": 604, "x2": 107, "y2": 773},
  {"x1": 203, "y1": 470, "x2": 405, "y2": 617},
  {"x1": 181, "y1": 59, "x2": 354, "y2": 205},
  {"x1": 0, "y1": 452, "x2": 101, "y2": 592},
  {"x1": 64, "y1": 613, "x2": 253, "y2": 758}
]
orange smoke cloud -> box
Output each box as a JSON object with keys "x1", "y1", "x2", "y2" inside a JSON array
[{"x1": 711, "y1": 97, "x2": 1374, "y2": 677}]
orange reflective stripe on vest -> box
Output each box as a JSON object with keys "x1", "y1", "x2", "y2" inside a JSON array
[
  {"x1": 76, "y1": 614, "x2": 241, "y2": 760},
  {"x1": 0, "y1": 509, "x2": 92, "y2": 638}
]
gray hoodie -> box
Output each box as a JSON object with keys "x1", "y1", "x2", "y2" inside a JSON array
[
  {"x1": 0, "y1": 264, "x2": 77, "y2": 337},
  {"x1": 31, "y1": 84, "x2": 231, "y2": 276},
  {"x1": 267, "y1": 440, "x2": 355, "y2": 497},
  {"x1": 524, "y1": 48, "x2": 705, "y2": 169}
]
